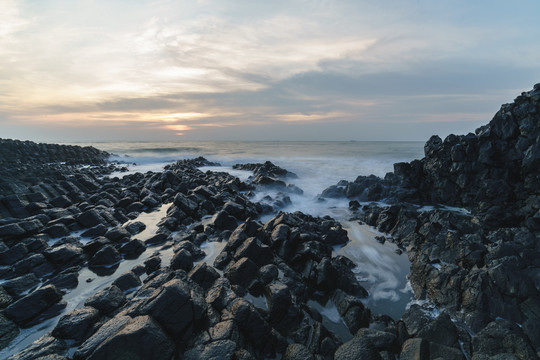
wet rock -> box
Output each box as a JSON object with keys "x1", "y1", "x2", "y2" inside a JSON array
[
  {"x1": 144, "y1": 255, "x2": 161, "y2": 274},
  {"x1": 74, "y1": 314, "x2": 132, "y2": 359},
  {"x1": 45, "y1": 244, "x2": 84, "y2": 268},
  {"x1": 332, "y1": 289, "x2": 370, "y2": 333},
  {"x1": 0, "y1": 286, "x2": 13, "y2": 308},
  {"x1": 229, "y1": 298, "x2": 271, "y2": 348},
  {"x1": 283, "y1": 343, "x2": 315, "y2": 360},
  {"x1": 401, "y1": 304, "x2": 433, "y2": 336},
  {"x1": 84, "y1": 285, "x2": 126, "y2": 315},
  {"x1": 174, "y1": 193, "x2": 198, "y2": 215},
  {"x1": 81, "y1": 223, "x2": 108, "y2": 238},
  {"x1": 265, "y1": 282, "x2": 294, "y2": 329},
  {"x1": 234, "y1": 237, "x2": 273, "y2": 267},
  {"x1": 124, "y1": 221, "x2": 146, "y2": 235},
  {"x1": 104, "y1": 226, "x2": 131, "y2": 242},
  {"x1": 88, "y1": 244, "x2": 121, "y2": 268},
  {"x1": 170, "y1": 248, "x2": 194, "y2": 271},
  {"x1": 82, "y1": 236, "x2": 110, "y2": 256},
  {"x1": 206, "y1": 280, "x2": 232, "y2": 311},
  {"x1": 112, "y1": 271, "x2": 141, "y2": 292},
  {"x1": 259, "y1": 264, "x2": 279, "y2": 285},
  {"x1": 0, "y1": 314, "x2": 19, "y2": 350},
  {"x1": 213, "y1": 210, "x2": 238, "y2": 231},
  {"x1": 44, "y1": 223, "x2": 71, "y2": 238},
  {"x1": 77, "y1": 209, "x2": 106, "y2": 228},
  {"x1": 356, "y1": 328, "x2": 399, "y2": 353},
  {"x1": 48, "y1": 270, "x2": 79, "y2": 290},
  {"x1": 188, "y1": 262, "x2": 219, "y2": 291},
  {"x1": 81, "y1": 315, "x2": 174, "y2": 360},
  {"x1": 429, "y1": 342, "x2": 464, "y2": 360},
  {"x1": 416, "y1": 312, "x2": 458, "y2": 348},
  {"x1": 522, "y1": 318, "x2": 540, "y2": 355},
  {"x1": 119, "y1": 238, "x2": 146, "y2": 259},
  {"x1": 144, "y1": 233, "x2": 169, "y2": 246},
  {"x1": 331, "y1": 256, "x2": 368, "y2": 297},
  {"x1": 400, "y1": 338, "x2": 429, "y2": 360},
  {"x1": 2, "y1": 273, "x2": 40, "y2": 298},
  {"x1": 225, "y1": 257, "x2": 258, "y2": 288},
  {"x1": 7, "y1": 335, "x2": 67, "y2": 360},
  {"x1": 0, "y1": 223, "x2": 26, "y2": 240},
  {"x1": 184, "y1": 340, "x2": 237, "y2": 360},
  {"x1": 136, "y1": 278, "x2": 203, "y2": 337},
  {"x1": 4, "y1": 285, "x2": 64, "y2": 327},
  {"x1": 0, "y1": 243, "x2": 29, "y2": 265},
  {"x1": 471, "y1": 319, "x2": 537, "y2": 360},
  {"x1": 13, "y1": 253, "x2": 55, "y2": 277},
  {"x1": 52, "y1": 306, "x2": 100, "y2": 343},
  {"x1": 334, "y1": 336, "x2": 382, "y2": 360}
]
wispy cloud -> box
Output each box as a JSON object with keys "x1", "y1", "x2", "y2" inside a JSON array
[{"x1": 1, "y1": 0, "x2": 540, "y2": 141}]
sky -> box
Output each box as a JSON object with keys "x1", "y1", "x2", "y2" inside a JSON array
[{"x1": 1, "y1": 0, "x2": 540, "y2": 142}]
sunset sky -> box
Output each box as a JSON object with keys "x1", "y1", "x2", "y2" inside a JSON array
[{"x1": 1, "y1": 0, "x2": 540, "y2": 141}]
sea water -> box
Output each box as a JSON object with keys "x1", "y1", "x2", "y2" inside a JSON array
[{"x1": 82, "y1": 140, "x2": 424, "y2": 315}]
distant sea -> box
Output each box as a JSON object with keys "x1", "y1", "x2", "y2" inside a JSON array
[{"x1": 69, "y1": 140, "x2": 425, "y2": 198}]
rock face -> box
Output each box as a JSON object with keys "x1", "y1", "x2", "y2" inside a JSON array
[
  {"x1": 323, "y1": 84, "x2": 540, "y2": 231},
  {"x1": 321, "y1": 84, "x2": 540, "y2": 358}
]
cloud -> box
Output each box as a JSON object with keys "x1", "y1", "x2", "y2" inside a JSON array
[{"x1": 1, "y1": 0, "x2": 540, "y2": 141}]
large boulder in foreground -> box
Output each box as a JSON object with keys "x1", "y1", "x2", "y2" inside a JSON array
[
  {"x1": 78, "y1": 315, "x2": 174, "y2": 360},
  {"x1": 4, "y1": 285, "x2": 64, "y2": 327}
]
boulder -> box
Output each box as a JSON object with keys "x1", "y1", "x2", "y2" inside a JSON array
[
  {"x1": 0, "y1": 243, "x2": 28, "y2": 265},
  {"x1": 112, "y1": 271, "x2": 141, "y2": 292},
  {"x1": 53, "y1": 306, "x2": 100, "y2": 343},
  {"x1": 229, "y1": 299, "x2": 271, "y2": 348},
  {"x1": 7, "y1": 335, "x2": 67, "y2": 360},
  {"x1": 283, "y1": 343, "x2": 315, "y2": 360},
  {"x1": 225, "y1": 257, "x2": 258, "y2": 288},
  {"x1": 45, "y1": 244, "x2": 84, "y2": 267},
  {"x1": 84, "y1": 285, "x2": 126, "y2": 315},
  {"x1": 4, "y1": 285, "x2": 64, "y2": 327},
  {"x1": 188, "y1": 262, "x2": 220, "y2": 290},
  {"x1": 170, "y1": 248, "x2": 193, "y2": 271},
  {"x1": 119, "y1": 239, "x2": 146, "y2": 259},
  {"x1": 0, "y1": 314, "x2": 19, "y2": 350},
  {"x1": 2, "y1": 273, "x2": 40, "y2": 297},
  {"x1": 74, "y1": 315, "x2": 132, "y2": 359},
  {"x1": 88, "y1": 244, "x2": 121, "y2": 268},
  {"x1": 213, "y1": 211, "x2": 238, "y2": 231},
  {"x1": 13, "y1": 253, "x2": 55, "y2": 277},
  {"x1": 124, "y1": 221, "x2": 146, "y2": 235},
  {"x1": 183, "y1": 340, "x2": 237, "y2": 360},
  {"x1": 334, "y1": 336, "x2": 383, "y2": 360},
  {"x1": 400, "y1": 338, "x2": 429, "y2": 360},
  {"x1": 136, "y1": 278, "x2": 203, "y2": 337},
  {"x1": 82, "y1": 315, "x2": 174, "y2": 360}
]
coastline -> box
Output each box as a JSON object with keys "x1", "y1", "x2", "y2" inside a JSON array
[{"x1": 0, "y1": 85, "x2": 538, "y2": 359}]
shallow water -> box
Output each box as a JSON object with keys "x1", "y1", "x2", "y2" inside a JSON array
[{"x1": 338, "y1": 222, "x2": 412, "y2": 320}]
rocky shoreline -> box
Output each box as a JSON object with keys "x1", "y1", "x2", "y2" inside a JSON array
[{"x1": 0, "y1": 85, "x2": 539, "y2": 360}]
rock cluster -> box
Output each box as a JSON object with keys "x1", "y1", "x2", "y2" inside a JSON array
[{"x1": 322, "y1": 84, "x2": 540, "y2": 358}]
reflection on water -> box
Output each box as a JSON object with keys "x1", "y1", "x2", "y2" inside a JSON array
[{"x1": 337, "y1": 221, "x2": 412, "y2": 320}]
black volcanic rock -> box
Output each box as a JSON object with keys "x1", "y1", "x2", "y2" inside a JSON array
[
  {"x1": 322, "y1": 83, "x2": 540, "y2": 230},
  {"x1": 233, "y1": 161, "x2": 298, "y2": 179},
  {"x1": 4, "y1": 285, "x2": 64, "y2": 327}
]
